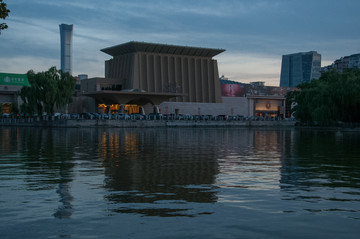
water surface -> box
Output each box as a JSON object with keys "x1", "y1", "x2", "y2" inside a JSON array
[{"x1": 0, "y1": 127, "x2": 359, "y2": 238}]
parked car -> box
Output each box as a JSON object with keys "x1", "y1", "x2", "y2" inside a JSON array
[
  {"x1": 184, "y1": 114, "x2": 192, "y2": 120},
  {"x1": 148, "y1": 113, "x2": 163, "y2": 120},
  {"x1": 110, "y1": 113, "x2": 117, "y2": 120},
  {"x1": 80, "y1": 112, "x2": 93, "y2": 119},
  {"x1": 167, "y1": 114, "x2": 177, "y2": 120},
  {"x1": 216, "y1": 115, "x2": 229, "y2": 120},
  {"x1": 200, "y1": 115, "x2": 210, "y2": 120},
  {"x1": 100, "y1": 113, "x2": 109, "y2": 119},
  {"x1": 91, "y1": 113, "x2": 100, "y2": 119},
  {"x1": 192, "y1": 115, "x2": 201, "y2": 120},
  {"x1": 53, "y1": 113, "x2": 61, "y2": 119},
  {"x1": 118, "y1": 113, "x2": 130, "y2": 120},
  {"x1": 235, "y1": 115, "x2": 245, "y2": 120},
  {"x1": 61, "y1": 113, "x2": 70, "y2": 119},
  {"x1": 177, "y1": 114, "x2": 185, "y2": 120},
  {"x1": 131, "y1": 114, "x2": 145, "y2": 120},
  {"x1": 71, "y1": 113, "x2": 79, "y2": 119}
]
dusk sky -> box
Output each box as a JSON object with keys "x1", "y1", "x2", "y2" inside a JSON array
[{"x1": 1, "y1": 0, "x2": 360, "y2": 86}]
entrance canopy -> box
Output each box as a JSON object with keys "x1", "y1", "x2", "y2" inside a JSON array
[{"x1": 84, "y1": 91, "x2": 184, "y2": 106}]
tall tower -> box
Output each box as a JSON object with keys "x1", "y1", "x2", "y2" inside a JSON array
[
  {"x1": 280, "y1": 51, "x2": 321, "y2": 87},
  {"x1": 59, "y1": 24, "x2": 73, "y2": 75}
]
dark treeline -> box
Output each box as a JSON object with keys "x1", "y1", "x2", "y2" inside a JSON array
[{"x1": 287, "y1": 69, "x2": 360, "y2": 125}]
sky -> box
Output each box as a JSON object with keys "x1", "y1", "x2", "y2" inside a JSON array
[{"x1": 1, "y1": 0, "x2": 360, "y2": 86}]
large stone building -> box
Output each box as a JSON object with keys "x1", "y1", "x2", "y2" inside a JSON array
[
  {"x1": 81, "y1": 41, "x2": 225, "y2": 114},
  {"x1": 80, "y1": 41, "x2": 294, "y2": 118},
  {"x1": 101, "y1": 41, "x2": 224, "y2": 103},
  {"x1": 280, "y1": 51, "x2": 321, "y2": 87}
]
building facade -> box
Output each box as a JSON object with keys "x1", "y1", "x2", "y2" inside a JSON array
[
  {"x1": 59, "y1": 24, "x2": 73, "y2": 75},
  {"x1": 0, "y1": 73, "x2": 30, "y2": 114},
  {"x1": 102, "y1": 41, "x2": 224, "y2": 103},
  {"x1": 280, "y1": 51, "x2": 321, "y2": 87},
  {"x1": 79, "y1": 42, "x2": 295, "y2": 118},
  {"x1": 321, "y1": 53, "x2": 360, "y2": 73},
  {"x1": 348, "y1": 53, "x2": 360, "y2": 69}
]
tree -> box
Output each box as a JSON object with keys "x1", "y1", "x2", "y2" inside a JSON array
[
  {"x1": 19, "y1": 67, "x2": 76, "y2": 116},
  {"x1": 10, "y1": 101, "x2": 19, "y2": 115},
  {"x1": 289, "y1": 69, "x2": 360, "y2": 125},
  {"x1": 0, "y1": 0, "x2": 10, "y2": 34}
]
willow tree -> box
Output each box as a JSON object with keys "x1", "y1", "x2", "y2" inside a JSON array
[
  {"x1": 290, "y1": 69, "x2": 360, "y2": 125},
  {"x1": 19, "y1": 67, "x2": 76, "y2": 116}
]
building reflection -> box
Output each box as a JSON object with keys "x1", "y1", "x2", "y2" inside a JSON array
[
  {"x1": 214, "y1": 129, "x2": 284, "y2": 191},
  {"x1": 1, "y1": 128, "x2": 77, "y2": 219},
  {"x1": 3, "y1": 126, "x2": 360, "y2": 222},
  {"x1": 100, "y1": 128, "x2": 220, "y2": 217},
  {"x1": 0, "y1": 128, "x2": 20, "y2": 154}
]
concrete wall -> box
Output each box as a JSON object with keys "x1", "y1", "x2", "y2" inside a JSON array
[
  {"x1": 0, "y1": 118, "x2": 296, "y2": 128},
  {"x1": 150, "y1": 96, "x2": 249, "y2": 116}
]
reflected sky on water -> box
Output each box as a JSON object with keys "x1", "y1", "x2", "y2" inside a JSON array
[{"x1": 0, "y1": 127, "x2": 360, "y2": 238}]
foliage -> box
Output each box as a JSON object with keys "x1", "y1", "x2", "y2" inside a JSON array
[
  {"x1": 0, "y1": 0, "x2": 10, "y2": 34},
  {"x1": 19, "y1": 67, "x2": 76, "y2": 116},
  {"x1": 10, "y1": 101, "x2": 19, "y2": 115},
  {"x1": 288, "y1": 69, "x2": 360, "y2": 125}
]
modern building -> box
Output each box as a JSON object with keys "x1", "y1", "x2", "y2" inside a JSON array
[
  {"x1": 280, "y1": 51, "x2": 321, "y2": 87},
  {"x1": 59, "y1": 24, "x2": 73, "y2": 75}
]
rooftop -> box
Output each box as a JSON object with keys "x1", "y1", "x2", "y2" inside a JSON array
[{"x1": 101, "y1": 41, "x2": 225, "y2": 58}]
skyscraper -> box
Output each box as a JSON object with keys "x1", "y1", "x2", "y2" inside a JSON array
[
  {"x1": 280, "y1": 51, "x2": 321, "y2": 87},
  {"x1": 59, "y1": 24, "x2": 73, "y2": 75}
]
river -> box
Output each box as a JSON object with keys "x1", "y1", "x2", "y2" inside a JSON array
[{"x1": 0, "y1": 127, "x2": 359, "y2": 238}]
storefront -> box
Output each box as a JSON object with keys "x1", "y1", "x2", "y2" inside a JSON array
[
  {"x1": 0, "y1": 73, "x2": 30, "y2": 114},
  {"x1": 247, "y1": 96, "x2": 286, "y2": 119}
]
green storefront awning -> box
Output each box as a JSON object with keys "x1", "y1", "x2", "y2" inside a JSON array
[{"x1": 0, "y1": 72, "x2": 31, "y2": 86}]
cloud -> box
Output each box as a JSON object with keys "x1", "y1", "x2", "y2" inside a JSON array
[
  {"x1": 0, "y1": 56, "x2": 59, "y2": 74},
  {"x1": 217, "y1": 53, "x2": 282, "y2": 86},
  {"x1": 1, "y1": 0, "x2": 360, "y2": 85}
]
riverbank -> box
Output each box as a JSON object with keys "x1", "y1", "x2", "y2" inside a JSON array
[{"x1": 0, "y1": 118, "x2": 297, "y2": 128}]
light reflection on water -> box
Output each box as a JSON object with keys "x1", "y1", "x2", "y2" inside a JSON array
[{"x1": 0, "y1": 127, "x2": 360, "y2": 238}]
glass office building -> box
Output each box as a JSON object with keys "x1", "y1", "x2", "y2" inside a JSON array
[
  {"x1": 59, "y1": 24, "x2": 73, "y2": 75},
  {"x1": 280, "y1": 51, "x2": 321, "y2": 87}
]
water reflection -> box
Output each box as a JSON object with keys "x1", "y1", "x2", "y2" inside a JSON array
[
  {"x1": 280, "y1": 129, "x2": 360, "y2": 189},
  {"x1": 1, "y1": 127, "x2": 360, "y2": 228},
  {"x1": 216, "y1": 129, "x2": 284, "y2": 191},
  {"x1": 99, "y1": 129, "x2": 220, "y2": 217},
  {"x1": 0, "y1": 128, "x2": 77, "y2": 219},
  {"x1": 280, "y1": 129, "x2": 360, "y2": 216}
]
